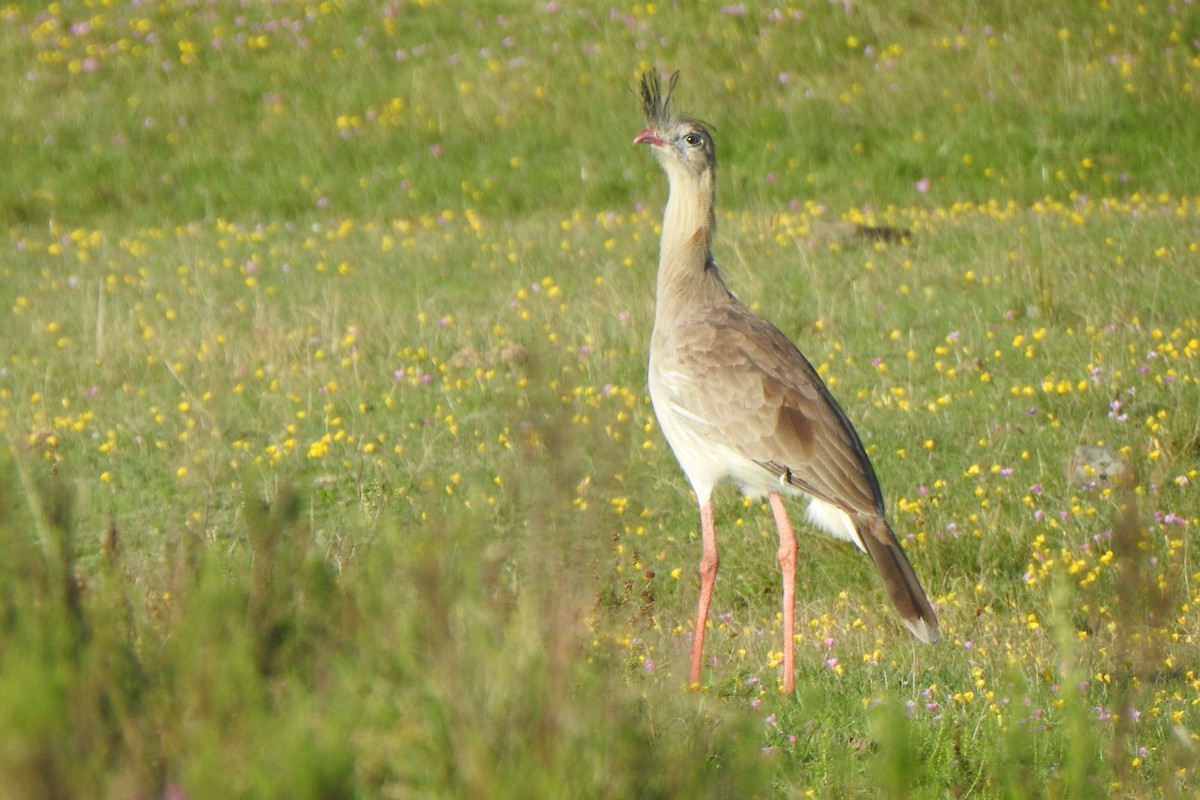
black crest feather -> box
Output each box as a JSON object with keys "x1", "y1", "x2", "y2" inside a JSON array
[{"x1": 639, "y1": 71, "x2": 679, "y2": 129}]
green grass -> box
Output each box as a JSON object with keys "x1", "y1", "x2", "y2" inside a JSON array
[{"x1": 2, "y1": 1, "x2": 1200, "y2": 797}]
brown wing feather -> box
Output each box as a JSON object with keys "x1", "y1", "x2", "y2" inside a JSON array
[{"x1": 666, "y1": 299, "x2": 883, "y2": 515}]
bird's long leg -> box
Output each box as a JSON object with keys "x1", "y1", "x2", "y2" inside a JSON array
[
  {"x1": 769, "y1": 492, "x2": 797, "y2": 694},
  {"x1": 690, "y1": 500, "x2": 719, "y2": 687}
]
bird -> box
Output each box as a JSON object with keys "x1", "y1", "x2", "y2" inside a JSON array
[{"x1": 633, "y1": 71, "x2": 939, "y2": 693}]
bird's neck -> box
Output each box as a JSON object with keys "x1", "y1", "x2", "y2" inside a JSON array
[{"x1": 655, "y1": 165, "x2": 721, "y2": 309}]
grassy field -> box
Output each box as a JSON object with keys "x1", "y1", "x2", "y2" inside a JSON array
[{"x1": 2, "y1": 0, "x2": 1199, "y2": 797}]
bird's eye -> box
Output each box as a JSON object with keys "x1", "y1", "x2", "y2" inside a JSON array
[{"x1": 684, "y1": 133, "x2": 702, "y2": 147}]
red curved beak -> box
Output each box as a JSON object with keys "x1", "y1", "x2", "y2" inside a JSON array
[{"x1": 634, "y1": 128, "x2": 666, "y2": 147}]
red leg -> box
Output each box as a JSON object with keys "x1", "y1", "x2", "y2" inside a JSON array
[
  {"x1": 769, "y1": 492, "x2": 797, "y2": 694},
  {"x1": 690, "y1": 501, "x2": 719, "y2": 687}
]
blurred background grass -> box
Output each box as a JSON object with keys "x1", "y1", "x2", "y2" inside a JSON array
[
  {"x1": 2, "y1": 1, "x2": 1199, "y2": 797},
  {"x1": 4, "y1": 0, "x2": 1198, "y2": 222}
]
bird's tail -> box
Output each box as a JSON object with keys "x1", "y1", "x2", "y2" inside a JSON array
[{"x1": 855, "y1": 516, "x2": 940, "y2": 644}]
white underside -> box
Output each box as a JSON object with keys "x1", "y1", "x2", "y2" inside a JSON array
[
  {"x1": 650, "y1": 363, "x2": 865, "y2": 552},
  {"x1": 804, "y1": 496, "x2": 865, "y2": 551}
]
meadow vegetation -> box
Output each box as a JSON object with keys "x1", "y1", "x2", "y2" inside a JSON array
[{"x1": 2, "y1": 1, "x2": 1199, "y2": 797}]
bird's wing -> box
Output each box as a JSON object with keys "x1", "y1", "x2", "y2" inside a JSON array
[{"x1": 658, "y1": 300, "x2": 885, "y2": 516}]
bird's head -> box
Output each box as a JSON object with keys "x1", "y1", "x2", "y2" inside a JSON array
[{"x1": 634, "y1": 71, "x2": 715, "y2": 177}]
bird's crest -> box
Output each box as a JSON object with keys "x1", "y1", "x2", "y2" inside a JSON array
[{"x1": 639, "y1": 70, "x2": 680, "y2": 130}]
